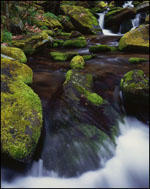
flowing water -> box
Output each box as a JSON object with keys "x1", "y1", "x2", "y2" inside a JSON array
[
  {"x1": 1, "y1": 15, "x2": 149, "y2": 188},
  {"x1": 1, "y1": 117, "x2": 149, "y2": 188}
]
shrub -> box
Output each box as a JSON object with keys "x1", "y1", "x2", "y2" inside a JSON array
[
  {"x1": 43, "y1": 12, "x2": 58, "y2": 20},
  {"x1": 1, "y1": 30, "x2": 12, "y2": 43}
]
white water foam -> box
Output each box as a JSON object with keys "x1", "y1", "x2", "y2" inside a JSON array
[
  {"x1": 2, "y1": 117, "x2": 149, "y2": 188},
  {"x1": 97, "y1": 13, "x2": 123, "y2": 36}
]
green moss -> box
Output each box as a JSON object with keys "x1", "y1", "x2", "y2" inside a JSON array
[
  {"x1": 83, "y1": 54, "x2": 96, "y2": 61},
  {"x1": 11, "y1": 31, "x2": 52, "y2": 55},
  {"x1": 1, "y1": 80, "x2": 42, "y2": 160},
  {"x1": 1, "y1": 57, "x2": 33, "y2": 84},
  {"x1": 128, "y1": 57, "x2": 148, "y2": 63},
  {"x1": 70, "y1": 55, "x2": 85, "y2": 69},
  {"x1": 60, "y1": 5, "x2": 100, "y2": 34},
  {"x1": 118, "y1": 24, "x2": 149, "y2": 53},
  {"x1": 1, "y1": 46, "x2": 27, "y2": 63},
  {"x1": 89, "y1": 45, "x2": 117, "y2": 52},
  {"x1": 105, "y1": 7, "x2": 123, "y2": 17},
  {"x1": 53, "y1": 39, "x2": 64, "y2": 47},
  {"x1": 50, "y1": 51, "x2": 79, "y2": 61},
  {"x1": 63, "y1": 37, "x2": 87, "y2": 48},
  {"x1": 85, "y1": 91, "x2": 103, "y2": 105},
  {"x1": 64, "y1": 70, "x2": 73, "y2": 85}
]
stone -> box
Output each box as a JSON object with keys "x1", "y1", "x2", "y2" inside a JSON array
[
  {"x1": 118, "y1": 24, "x2": 149, "y2": 53},
  {"x1": 70, "y1": 55, "x2": 85, "y2": 69}
]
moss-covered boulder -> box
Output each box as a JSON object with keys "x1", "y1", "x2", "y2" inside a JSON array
[
  {"x1": 120, "y1": 69, "x2": 149, "y2": 106},
  {"x1": 50, "y1": 51, "x2": 79, "y2": 61},
  {"x1": 1, "y1": 58, "x2": 43, "y2": 162},
  {"x1": 11, "y1": 30, "x2": 53, "y2": 55},
  {"x1": 82, "y1": 54, "x2": 96, "y2": 61},
  {"x1": 40, "y1": 69, "x2": 119, "y2": 176},
  {"x1": 1, "y1": 46, "x2": 27, "y2": 63},
  {"x1": 34, "y1": 13, "x2": 63, "y2": 30},
  {"x1": 70, "y1": 55, "x2": 85, "y2": 69},
  {"x1": 63, "y1": 37, "x2": 87, "y2": 48},
  {"x1": 118, "y1": 24, "x2": 149, "y2": 53},
  {"x1": 60, "y1": 5, "x2": 101, "y2": 34},
  {"x1": 105, "y1": 8, "x2": 136, "y2": 33},
  {"x1": 10, "y1": 16, "x2": 24, "y2": 34},
  {"x1": 89, "y1": 44, "x2": 117, "y2": 53},
  {"x1": 128, "y1": 57, "x2": 148, "y2": 63},
  {"x1": 58, "y1": 15, "x2": 75, "y2": 32}
]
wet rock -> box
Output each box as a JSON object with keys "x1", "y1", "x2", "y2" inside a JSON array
[
  {"x1": 118, "y1": 24, "x2": 149, "y2": 53},
  {"x1": 60, "y1": 5, "x2": 101, "y2": 34},
  {"x1": 11, "y1": 30, "x2": 53, "y2": 55},
  {"x1": 1, "y1": 46, "x2": 27, "y2": 63},
  {"x1": 105, "y1": 8, "x2": 136, "y2": 33},
  {"x1": 1, "y1": 57, "x2": 43, "y2": 162},
  {"x1": 41, "y1": 69, "x2": 120, "y2": 176}
]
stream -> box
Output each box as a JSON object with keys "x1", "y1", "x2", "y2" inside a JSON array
[{"x1": 1, "y1": 1, "x2": 149, "y2": 187}]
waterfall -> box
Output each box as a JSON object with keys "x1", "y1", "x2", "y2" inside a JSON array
[
  {"x1": 1, "y1": 117, "x2": 149, "y2": 188},
  {"x1": 97, "y1": 13, "x2": 123, "y2": 36},
  {"x1": 123, "y1": 1, "x2": 134, "y2": 8},
  {"x1": 131, "y1": 13, "x2": 141, "y2": 30}
]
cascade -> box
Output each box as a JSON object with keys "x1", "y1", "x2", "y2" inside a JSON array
[{"x1": 123, "y1": 1, "x2": 134, "y2": 8}]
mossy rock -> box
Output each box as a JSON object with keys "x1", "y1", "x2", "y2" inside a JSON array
[
  {"x1": 1, "y1": 57, "x2": 33, "y2": 85},
  {"x1": 118, "y1": 24, "x2": 149, "y2": 53},
  {"x1": 50, "y1": 51, "x2": 79, "y2": 61},
  {"x1": 128, "y1": 57, "x2": 148, "y2": 63},
  {"x1": 89, "y1": 45, "x2": 117, "y2": 53},
  {"x1": 70, "y1": 55, "x2": 85, "y2": 69},
  {"x1": 64, "y1": 70, "x2": 104, "y2": 106},
  {"x1": 63, "y1": 37, "x2": 87, "y2": 48},
  {"x1": 58, "y1": 15, "x2": 75, "y2": 32},
  {"x1": 1, "y1": 80, "x2": 43, "y2": 162},
  {"x1": 1, "y1": 46, "x2": 27, "y2": 63},
  {"x1": 11, "y1": 31, "x2": 53, "y2": 55},
  {"x1": 82, "y1": 54, "x2": 96, "y2": 61},
  {"x1": 120, "y1": 69, "x2": 149, "y2": 106},
  {"x1": 105, "y1": 8, "x2": 136, "y2": 33},
  {"x1": 97, "y1": 1, "x2": 108, "y2": 9},
  {"x1": 1, "y1": 57, "x2": 43, "y2": 162},
  {"x1": 34, "y1": 14, "x2": 63, "y2": 30},
  {"x1": 60, "y1": 5, "x2": 101, "y2": 34}
]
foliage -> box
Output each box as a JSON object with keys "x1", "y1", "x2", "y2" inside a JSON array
[
  {"x1": 1, "y1": 30, "x2": 12, "y2": 43},
  {"x1": 40, "y1": 26, "x2": 48, "y2": 30},
  {"x1": 43, "y1": 12, "x2": 58, "y2": 20}
]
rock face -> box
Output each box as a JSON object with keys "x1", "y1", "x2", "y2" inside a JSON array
[
  {"x1": 60, "y1": 5, "x2": 101, "y2": 34},
  {"x1": 118, "y1": 24, "x2": 149, "y2": 53},
  {"x1": 1, "y1": 46, "x2": 27, "y2": 63},
  {"x1": 41, "y1": 70, "x2": 119, "y2": 176},
  {"x1": 105, "y1": 8, "x2": 136, "y2": 33},
  {"x1": 11, "y1": 30, "x2": 53, "y2": 55},
  {"x1": 1, "y1": 57, "x2": 43, "y2": 162}
]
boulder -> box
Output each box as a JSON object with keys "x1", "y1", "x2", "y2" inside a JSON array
[
  {"x1": 60, "y1": 5, "x2": 101, "y2": 34},
  {"x1": 11, "y1": 30, "x2": 53, "y2": 55},
  {"x1": 70, "y1": 55, "x2": 85, "y2": 69},
  {"x1": 120, "y1": 69, "x2": 149, "y2": 106},
  {"x1": 118, "y1": 24, "x2": 149, "y2": 53},
  {"x1": 10, "y1": 16, "x2": 24, "y2": 34},
  {"x1": 1, "y1": 46, "x2": 27, "y2": 63},
  {"x1": 105, "y1": 8, "x2": 136, "y2": 33},
  {"x1": 1, "y1": 57, "x2": 43, "y2": 162},
  {"x1": 58, "y1": 15, "x2": 75, "y2": 32},
  {"x1": 40, "y1": 70, "x2": 119, "y2": 176}
]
